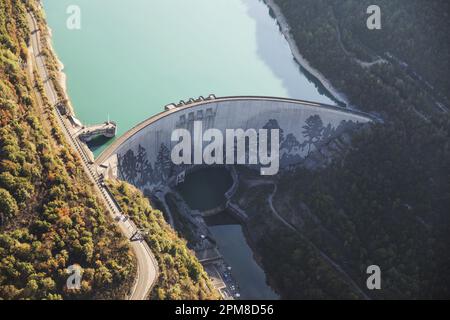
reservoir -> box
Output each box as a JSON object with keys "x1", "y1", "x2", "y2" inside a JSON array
[
  {"x1": 43, "y1": 0, "x2": 335, "y2": 156},
  {"x1": 43, "y1": 0, "x2": 334, "y2": 300}
]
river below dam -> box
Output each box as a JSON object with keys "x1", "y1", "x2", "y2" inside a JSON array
[
  {"x1": 177, "y1": 168, "x2": 279, "y2": 299},
  {"x1": 209, "y1": 224, "x2": 279, "y2": 299},
  {"x1": 43, "y1": 0, "x2": 335, "y2": 299},
  {"x1": 43, "y1": 0, "x2": 335, "y2": 156}
]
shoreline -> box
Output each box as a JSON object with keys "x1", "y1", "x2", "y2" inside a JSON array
[
  {"x1": 263, "y1": 0, "x2": 351, "y2": 108},
  {"x1": 44, "y1": 24, "x2": 96, "y2": 160},
  {"x1": 44, "y1": 22, "x2": 75, "y2": 115}
]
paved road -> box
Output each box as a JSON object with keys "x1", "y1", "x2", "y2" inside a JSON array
[{"x1": 26, "y1": 11, "x2": 158, "y2": 300}]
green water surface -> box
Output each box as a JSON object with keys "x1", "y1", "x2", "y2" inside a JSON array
[{"x1": 43, "y1": 0, "x2": 334, "y2": 155}]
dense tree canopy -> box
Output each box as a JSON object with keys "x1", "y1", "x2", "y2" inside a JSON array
[
  {"x1": 0, "y1": 0, "x2": 135, "y2": 299},
  {"x1": 107, "y1": 180, "x2": 220, "y2": 300},
  {"x1": 252, "y1": 0, "x2": 450, "y2": 299}
]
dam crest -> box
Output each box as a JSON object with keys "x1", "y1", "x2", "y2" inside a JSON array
[{"x1": 95, "y1": 96, "x2": 374, "y2": 191}]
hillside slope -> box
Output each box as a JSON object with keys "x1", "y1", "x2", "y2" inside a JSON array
[
  {"x1": 107, "y1": 180, "x2": 220, "y2": 300},
  {"x1": 252, "y1": 0, "x2": 450, "y2": 299},
  {"x1": 0, "y1": 0, "x2": 136, "y2": 299}
]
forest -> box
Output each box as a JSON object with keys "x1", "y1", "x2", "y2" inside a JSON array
[
  {"x1": 0, "y1": 0, "x2": 137, "y2": 299},
  {"x1": 107, "y1": 180, "x2": 220, "y2": 300},
  {"x1": 255, "y1": 0, "x2": 450, "y2": 299}
]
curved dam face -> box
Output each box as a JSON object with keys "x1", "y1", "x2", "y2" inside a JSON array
[{"x1": 96, "y1": 96, "x2": 373, "y2": 191}]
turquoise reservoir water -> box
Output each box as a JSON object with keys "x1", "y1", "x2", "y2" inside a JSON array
[{"x1": 43, "y1": 0, "x2": 334, "y2": 155}]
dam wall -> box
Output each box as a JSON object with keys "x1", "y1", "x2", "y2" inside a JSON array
[{"x1": 96, "y1": 96, "x2": 374, "y2": 191}]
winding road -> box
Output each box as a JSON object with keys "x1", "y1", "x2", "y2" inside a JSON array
[{"x1": 26, "y1": 10, "x2": 158, "y2": 300}]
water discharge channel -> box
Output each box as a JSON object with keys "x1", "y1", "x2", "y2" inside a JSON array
[{"x1": 177, "y1": 167, "x2": 279, "y2": 299}]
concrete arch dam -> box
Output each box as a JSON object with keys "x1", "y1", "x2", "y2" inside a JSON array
[{"x1": 95, "y1": 96, "x2": 374, "y2": 191}]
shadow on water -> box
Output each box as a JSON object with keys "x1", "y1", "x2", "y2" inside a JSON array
[
  {"x1": 243, "y1": 0, "x2": 346, "y2": 107},
  {"x1": 204, "y1": 210, "x2": 241, "y2": 226},
  {"x1": 298, "y1": 64, "x2": 347, "y2": 108},
  {"x1": 86, "y1": 135, "x2": 115, "y2": 154},
  {"x1": 176, "y1": 167, "x2": 233, "y2": 211}
]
